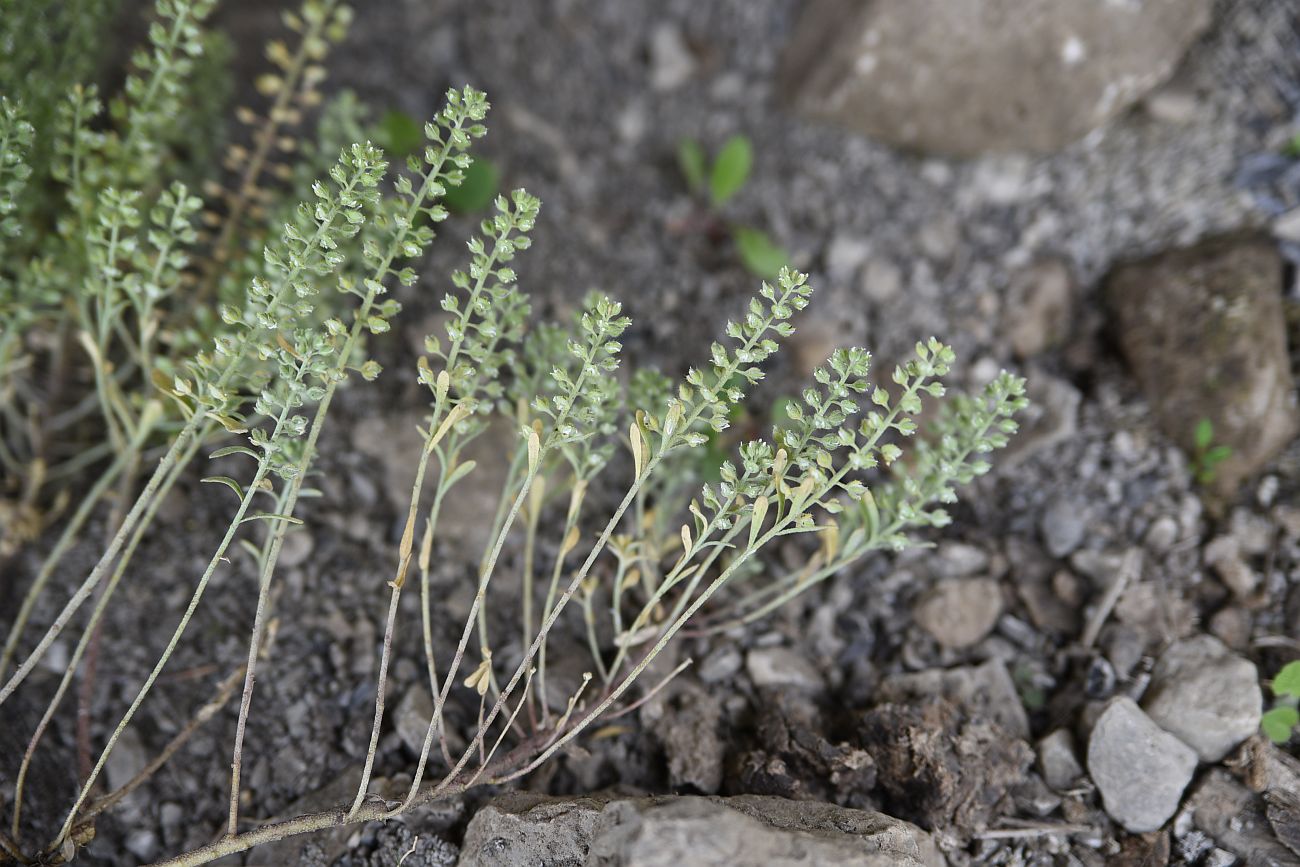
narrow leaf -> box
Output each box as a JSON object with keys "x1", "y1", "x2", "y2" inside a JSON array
[
  {"x1": 201, "y1": 476, "x2": 245, "y2": 499},
  {"x1": 209, "y1": 445, "x2": 261, "y2": 460},
  {"x1": 709, "y1": 135, "x2": 752, "y2": 207}
]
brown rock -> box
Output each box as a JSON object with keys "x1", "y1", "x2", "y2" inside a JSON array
[
  {"x1": 913, "y1": 577, "x2": 1003, "y2": 649},
  {"x1": 1004, "y1": 260, "x2": 1075, "y2": 359},
  {"x1": 1106, "y1": 234, "x2": 1299, "y2": 496}
]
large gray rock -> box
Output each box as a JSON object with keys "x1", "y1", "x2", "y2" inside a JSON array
[
  {"x1": 1087, "y1": 697, "x2": 1197, "y2": 833},
  {"x1": 1106, "y1": 234, "x2": 1299, "y2": 496},
  {"x1": 1142, "y1": 635, "x2": 1262, "y2": 762},
  {"x1": 457, "y1": 792, "x2": 942, "y2": 867},
  {"x1": 778, "y1": 0, "x2": 1211, "y2": 156}
]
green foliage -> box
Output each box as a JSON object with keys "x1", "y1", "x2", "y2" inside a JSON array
[
  {"x1": 677, "y1": 134, "x2": 789, "y2": 279},
  {"x1": 377, "y1": 108, "x2": 424, "y2": 157},
  {"x1": 677, "y1": 138, "x2": 707, "y2": 194},
  {"x1": 709, "y1": 134, "x2": 753, "y2": 207},
  {"x1": 0, "y1": 98, "x2": 33, "y2": 241},
  {"x1": 443, "y1": 156, "x2": 501, "y2": 213},
  {"x1": 733, "y1": 225, "x2": 789, "y2": 280},
  {"x1": 1263, "y1": 661, "x2": 1300, "y2": 744},
  {"x1": 1190, "y1": 417, "x2": 1232, "y2": 485},
  {"x1": 0, "y1": 1, "x2": 1028, "y2": 860}
]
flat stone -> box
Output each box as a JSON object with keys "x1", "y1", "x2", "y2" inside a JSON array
[
  {"x1": 1087, "y1": 697, "x2": 1197, "y2": 833},
  {"x1": 777, "y1": 0, "x2": 1211, "y2": 155},
  {"x1": 457, "y1": 792, "x2": 943, "y2": 867},
  {"x1": 1142, "y1": 635, "x2": 1262, "y2": 762},
  {"x1": 913, "y1": 577, "x2": 1003, "y2": 649}
]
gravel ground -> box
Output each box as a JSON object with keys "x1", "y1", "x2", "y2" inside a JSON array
[{"x1": 4, "y1": 0, "x2": 1300, "y2": 864}]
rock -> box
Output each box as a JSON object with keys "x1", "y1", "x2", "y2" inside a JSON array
[
  {"x1": 746, "y1": 647, "x2": 824, "y2": 692},
  {"x1": 1106, "y1": 234, "x2": 1299, "y2": 496},
  {"x1": 124, "y1": 829, "x2": 160, "y2": 862},
  {"x1": 395, "y1": 685, "x2": 434, "y2": 755},
  {"x1": 1087, "y1": 697, "x2": 1197, "y2": 833},
  {"x1": 698, "y1": 645, "x2": 742, "y2": 684},
  {"x1": 777, "y1": 0, "x2": 1211, "y2": 155},
  {"x1": 651, "y1": 685, "x2": 724, "y2": 794},
  {"x1": 104, "y1": 727, "x2": 149, "y2": 793},
  {"x1": 1003, "y1": 260, "x2": 1074, "y2": 359},
  {"x1": 1142, "y1": 635, "x2": 1262, "y2": 762},
  {"x1": 1204, "y1": 535, "x2": 1260, "y2": 601},
  {"x1": 1037, "y1": 729, "x2": 1083, "y2": 791},
  {"x1": 649, "y1": 24, "x2": 695, "y2": 92},
  {"x1": 935, "y1": 541, "x2": 990, "y2": 577},
  {"x1": 1209, "y1": 606, "x2": 1252, "y2": 651},
  {"x1": 912, "y1": 577, "x2": 1003, "y2": 649},
  {"x1": 457, "y1": 792, "x2": 943, "y2": 867},
  {"x1": 1186, "y1": 769, "x2": 1299, "y2": 866},
  {"x1": 917, "y1": 214, "x2": 960, "y2": 262},
  {"x1": 1144, "y1": 515, "x2": 1180, "y2": 553},
  {"x1": 1143, "y1": 82, "x2": 1201, "y2": 125},
  {"x1": 825, "y1": 234, "x2": 871, "y2": 283},
  {"x1": 1040, "y1": 496, "x2": 1088, "y2": 558},
  {"x1": 1275, "y1": 207, "x2": 1300, "y2": 245},
  {"x1": 879, "y1": 659, "x2": 1029, "y2": 739},
  {"x1": 861, "y1": 257, "x2": 903, "y2": 303},
  {"x1": 278, "y1": 527, "x2": 314, "y2": 568}
]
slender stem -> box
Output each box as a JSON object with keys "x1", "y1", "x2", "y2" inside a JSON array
[
  {"x1": 51, "y1": 378, "x2": 305, "y2": 851},
  {"x1": 227, "y1": 114, "x2": 479, "y2": 828},
  {"x1": 536, "y1": 499, "x2": 581, "y2": 716},
  {"x1": 225, "y1": 480, "x2": 295, "y2": 834},
  {"x1": 10, "y1": 430, "x2": 196, "y2": 840},
  {"x1": 0, "y1": 403, "x2": 169, "y2": 701},
  {"x1": 76, "y1": 663, "x2": 246, "y2": 832},
  {"x1": 0, "y1": 444, "x2": 130, "y2": 679},
  {"x1": 345, "y1": 587, "x2": 403, "y2": 816},
  {"x1": 0, "y1": 149, "x2": 372, "y2": 703}
]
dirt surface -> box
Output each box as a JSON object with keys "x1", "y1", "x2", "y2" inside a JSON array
[{"x1": 5, "y1": 0, "x2": 1300, "y2": 864}]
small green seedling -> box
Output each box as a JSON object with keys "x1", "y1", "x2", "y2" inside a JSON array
[
  {"x1": 376, "y1": 110, "x2": 499, "y2": 214},
  {"x1": 677, "y1": 134, "x2": 788, "y2": 280},
  {"x1": 1190, "y1": 418, "x2": 1232, "y2": 485},
  {"x1": 1262, "y1": 660, "x2": 1300, "y2": 744}
]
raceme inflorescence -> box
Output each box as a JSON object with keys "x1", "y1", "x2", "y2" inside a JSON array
[{"x1": 0, "y1": 2, "x2": 1027, "y2": 864}]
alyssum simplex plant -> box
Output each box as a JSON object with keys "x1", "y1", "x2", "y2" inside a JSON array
[{"x1": 0, "y1": 2, "x2": 1027, "y2": 864}]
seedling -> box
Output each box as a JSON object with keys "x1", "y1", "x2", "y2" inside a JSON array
[
  {"x1": 379, "y1": 108, "x2": 500, "y2": 213},
  {"x1": 1262, "y1": 660, "x2": 1300, "y2": 744},
  {"x1": 677, "y1": 134, "x2": 789, "y2": 279},
  {"x1": 1190, "y1": 418, "x2": 1232, "y2": 485}
]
